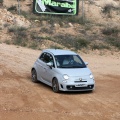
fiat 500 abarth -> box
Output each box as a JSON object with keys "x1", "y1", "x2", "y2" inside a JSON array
[{"x1": 31, "y1": 49, "x2": 95, "y2": 92}]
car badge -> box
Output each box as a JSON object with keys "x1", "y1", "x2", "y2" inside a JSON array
[{"x1": 79, "y1": 78, "x2": 82, "y2": 81}]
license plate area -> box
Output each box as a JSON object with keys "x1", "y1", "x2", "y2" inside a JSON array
[{"x1": 75, "y1": 84, "x2": 87, "y2": 87}]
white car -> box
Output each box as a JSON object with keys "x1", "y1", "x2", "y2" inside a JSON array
[{"x1": 31, "y1": 49, "x2": 95, "y2": 92}]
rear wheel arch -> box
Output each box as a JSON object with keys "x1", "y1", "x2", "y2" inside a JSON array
[
  {"x1": 31, "y1": 68, "x2": 35, "y2": 72},
  {"x1": 52, "y1": 77, "x2": 57, "y2": 83}
]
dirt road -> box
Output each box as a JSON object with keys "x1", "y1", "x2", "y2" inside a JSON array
[{"x1": 0, "y1": 43, "x2": 120, "y2": 120}]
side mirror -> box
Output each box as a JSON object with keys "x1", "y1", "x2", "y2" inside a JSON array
[
  {"x1": 46, "y1": 62, "x2": 53, "y2": 69},
  {"x1": 85, "y1": 62, "x2": 88, "y2": 65}
]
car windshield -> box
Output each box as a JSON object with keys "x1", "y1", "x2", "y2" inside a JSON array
[{"x1": 55, "y1": 55, "x2": 86, "y2": 68}]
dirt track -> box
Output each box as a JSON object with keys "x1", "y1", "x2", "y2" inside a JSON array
[{"x1": 0, "y1": 43, "x2": 120, "y2": 120}]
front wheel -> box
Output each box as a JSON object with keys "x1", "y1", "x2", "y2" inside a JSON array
[
  {"x1": 52, "y1": 78, "x2": 60, "y2": 93},
  {"x1": 31, "y1": 69, "x2": 38, "y2": 83}
]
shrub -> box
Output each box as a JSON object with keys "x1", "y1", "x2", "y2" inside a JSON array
[
  {"x1": 40, "y1": 27, "x2": 53, "y2": 34},
  {"x1": 53, "y1": 34, "x2": 90, "y2": 50},
  {"x1": 13, "y1": 37, "x2": 22, "y2": 45},
  {"x1": 106, "y1": 37, "x2": 120, "y2": 49},
  {"x1": 17, "y1": 26, "x2": 27, "y2": 31},
  {"x1": 29, "y1": 42, "x2": 38, "y2": 49},
  {"x1": 15, "y1": 27, "x2": 27, "y2": 39},
  {"x1": 30, "y1": 32, "x2": 42, "y2": 42},
  {"x1": 7, "y1": 5, "x2": 17, "y2": 11},
  {"x1": 8, "y1": 26, "x2": 27, "y2": 32},
  {"x1": 8, "y1": 26, "x2": 28, "y2": 47},
  {"x1": 103, "y1": 4, "x2": 113, "y2": 14},
  {"x1": 54, "y1": 34, "x2": 75, "y2": 48},
  {"x1": 4, "y1": 40, "x2": 11, "y2": 45},
  {"x1": 8, "y1": 26, "x2": 17, "y2": 32},
  {"x1": 4, "y1": 23, "x2": 10, "y2": 28},
  {"x1": 0, "y1": 0, "x2": 3, "y2": 3},
  {"x1": 20, "y1": 11, "x2": 37, "y2": 20},
  {"x1": 50, "y1": 45, "x2": 63, "y2": 49},
  {"x1": 75, "y1": 38, "x2": 90, "y2": 49},
  {"x1": 91, "y1": 44, "x2": 110, "y2": 50},
  {"x1": 102, "y1": 27, "x2": 120, "y2": 36}
]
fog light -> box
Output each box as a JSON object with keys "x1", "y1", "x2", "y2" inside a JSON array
[{"x1": 89, "y1": 85, "x2": 91, "y2": 88}]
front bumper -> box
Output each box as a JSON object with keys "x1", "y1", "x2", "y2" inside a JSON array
[
  {"x1": 59, "y1": 82, "x2": 95, "y2": 91},
  {"x1": 66, "y1": 84, "x2": 94, "y2": 91}
]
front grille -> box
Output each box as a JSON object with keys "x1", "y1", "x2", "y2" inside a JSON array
[
  {"x1": 66, "y1": 85, "x2": 94, "y2": 90},
  {"x1": 74, "y1": 81, "x2": 87, "y2": 83}
]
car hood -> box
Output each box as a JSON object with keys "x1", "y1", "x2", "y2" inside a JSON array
[{"x1": 57, "y1": 67, "x2": 91, "y2": 77}]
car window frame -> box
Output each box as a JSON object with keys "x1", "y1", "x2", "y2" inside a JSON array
[{"x1": 39, "y1": 52, "x2": 55, "y2": 68}]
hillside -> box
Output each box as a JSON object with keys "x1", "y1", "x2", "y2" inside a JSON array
[{"x1": 0, "y1": 0, "x2": 120, "y2": 51}]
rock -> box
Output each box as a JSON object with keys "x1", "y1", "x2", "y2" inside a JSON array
[
  {"x1": 54, "y1": 23, "x2": 60, "y2": 28},
  {"x1": 68, "y1": 23, "x2": 73, "y2": 27},
  {"x1": 0, "y1": 8, "x2": 31, "y2": 28}
]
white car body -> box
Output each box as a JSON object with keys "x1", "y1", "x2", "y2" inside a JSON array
[{"x1": 31, "y1": 49, "x2": 95, "y2": 92}]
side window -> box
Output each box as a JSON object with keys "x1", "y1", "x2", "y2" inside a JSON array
[
  {"x1": 45, "y1": 53, "x2": 55, "y2": 67},
  {"x1": 39, "y1": 53, "x2": 46, "y2": 62},
  {"x1": 39, "y1": 52, "x2": 55, "y2": 67}
]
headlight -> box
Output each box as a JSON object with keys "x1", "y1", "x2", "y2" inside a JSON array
[
  {"x1": 63, "y1": 74, "x2": 69, "y2": 80},
  {"x1": 90, "y1": 74, "x2": 94, "y2": 79}
]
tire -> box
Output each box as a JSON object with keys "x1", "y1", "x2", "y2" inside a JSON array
[
  {"x1": 31, "y1": 69, "x2": 38, "y2": 83},
  {"x1": 52, "y1": 78, "x2": 60, "y2": 93}
]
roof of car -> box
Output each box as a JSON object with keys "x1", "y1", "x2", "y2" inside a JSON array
[{"x1": 43, "y1": 49, "x2": 77, "y2": 55}]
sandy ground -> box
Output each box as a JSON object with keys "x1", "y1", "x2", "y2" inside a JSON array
[{"x1": 0, "y1": 43, "x2": 120, "y2": 120}]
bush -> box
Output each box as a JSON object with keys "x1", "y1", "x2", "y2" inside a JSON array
[
  {"x1": 106, "y1": 37, "x2": 120, "y2": 49},
  {"x1": 29, "y1": 42, "x2": 38, "y2": 49},
  {"x1": 103, "y1": 4, "x2": 113, "y2": 14},
  {"x1": 4, "y1": 40, "x2": 11, "y2": 45},
  {"x1": 4, "y1": 23, "x2": 10, "y2": 28},
  {"x1": 40, "y1": 27, "x2": 53, "y2": 34},
  {"x1": 102, "y1": 27, "x2": 120, "y2": 36},
  {"x1": 75, "y1": 38, "x2": 90, "y2": 49},
  {"x1": 8, "y1": 26, "x2": 26, "y2": 32},
  {"x1": 20, "y1": 11, "x2": 37, "y2": 20},
  {"x1": 53, "y1": 34, "x2": 90, "y2": 50},
  {"x1": 54, "y1": 34, "x2": 75, "y2": 48},
  {"x1": 91, "y1": 44, "x2": 110, "y2": 50},
  {"x1": 0, "y1": 0, "x2": 3, "y2": 3},
  {"x1": 8, "y1": 26, "x2": 17, "y2": 32},
  {"x1": 50, "y1": 45, "x2": 63, "y2": 49},
  {"x1": 8, "y1": 26, "x2": 28, "y2": 47},
  {"x1": 7, "y1": 6, "x2": 17, "y2": 11}
]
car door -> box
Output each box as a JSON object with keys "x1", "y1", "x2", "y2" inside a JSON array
[
  {"x1": 36, "y1": 52, "x2": 46, "y2": 81},
  {"x1": 42, "y1": 53, "x2": 55, "y2": 85}
]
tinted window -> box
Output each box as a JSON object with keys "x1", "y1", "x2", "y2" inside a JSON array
[
  {"x1": 55, "y1": 55, "x2": 86, "y2": 68},
  {"x1": 40, "y1": 52, "x2": 55, "y2": 67},
  {"x1": 40, "y1": 53, "x2": 46, "y2": 61}
]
